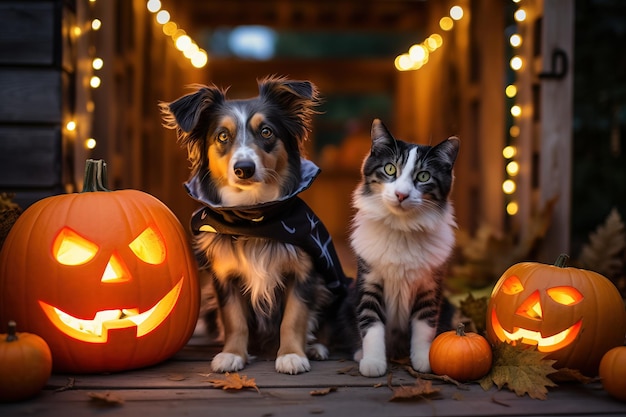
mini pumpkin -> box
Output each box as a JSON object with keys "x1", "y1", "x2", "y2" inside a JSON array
[
  {"x1": 0, "y1": 321, "x2": 52, "y2": 402},
  {"x1": 599, "y1": 346, "x2": 626, "y2": 402},
  {"x1": 486, "y1": 254, "x2": 626, "y2": 376},
  {"x1": 0, "y1": 160, "x2": 199, "y2": 373},
  {"x1": 429, "y1": 323, "x2": 492, "y2": 381}
]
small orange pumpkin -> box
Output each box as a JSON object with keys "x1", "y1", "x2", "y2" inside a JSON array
[
  {"x1": 429, "y1": 323, "x2": 492, "y2": 381},
  {"x1": 486, "y1": 254, "x2": 626, "y2": 376},
  {"x1": 0, "y1": 160, "x2": 199, "y2": 373},
  {"x1": 599, "y1": 346, "x2": 626, "y2": 402},
  {"x1": 0, "y1": 321, "x2": 52, "y2": 402}
]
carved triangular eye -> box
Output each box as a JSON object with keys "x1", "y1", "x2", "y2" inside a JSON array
[
  {"x1": 129, "y1": 226, "x2": 166, "y2": 265},
  {"x1": 502, "y1": 275, "x2": 524, "y2": 295},
  {"x1": 54, "y1": 227, "x2": 99, "y2": 265}
]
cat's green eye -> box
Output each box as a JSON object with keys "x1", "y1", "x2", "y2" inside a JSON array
[
  {"x1": 384, "y1": 163, "x2": 397, "y2": 176},
  {"x1": 417, "y1": 171, "x2": 431, "y2": 182}
]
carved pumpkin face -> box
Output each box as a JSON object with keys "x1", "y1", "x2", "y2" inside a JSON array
[
  {"x1": 486, "y1": 255, "x2": 626, "y2": 376},
  {"x1": 0, "y1": 160, "x2": 199, "y2": 373}
]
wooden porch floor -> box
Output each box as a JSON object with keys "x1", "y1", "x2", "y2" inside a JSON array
[{"x1": 3, "y1": 332, "x2": 626, "y2": 417}]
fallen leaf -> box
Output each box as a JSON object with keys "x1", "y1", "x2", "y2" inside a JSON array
[
  {"x1": 451, "y1": 392, "x2": 464, "y2": 401},
  {"x1": 205, "y1": 372, "x2": 261, "y2": 393},
  {"x1": 167, "y1": 374, "x2": 186, "y2": 381},
  {"x1": 87, "y1": 391, "x2": 125, "y2": 406},
  {"x1": 336, "y1": 365, "x2": 359, "y2": 376},
  {"x1": 310, "y1": 387, "x2": 337, "y2": 396},
  {"x1": 479, "y1": 342, "x2": 557, "y2": 400},
  {"x1": 549, "y1": 368, "x2": 596, "y2": 384},
  {"x1": 55, "y1": 377, "x2": 75, "y2": 393},
  {"x1": 389, "y1": 379, "x2": 441, "y2": 402}
]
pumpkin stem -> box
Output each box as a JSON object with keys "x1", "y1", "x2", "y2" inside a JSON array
[
  {"x1": 82, "y1": 159, "x2": 110, "y2": 193},
  {"x1": 555, "y1": 253, "x2": 570, "y2": 268},
  {"x1": 6, "y1": 320, "x2": 18, "y2": 342},
  {"x1": 455, "y1": 323, "x2": 466, "y2": 337}
]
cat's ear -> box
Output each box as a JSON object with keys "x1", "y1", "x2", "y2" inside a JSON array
[
  {"x1": 370, "y1": 118, "x2": 395, "y2": 148},
  {"x1": 433, "y1": 137, "x2": 460, "y2": 166}
]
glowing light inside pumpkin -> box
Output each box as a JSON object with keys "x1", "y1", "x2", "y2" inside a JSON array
[
  {"x1": 39, "y1": 278, "x2": 184, "y2": 343},
  {"x1": 129, "y1": 226, "x2": 166, "y2": 264},
  {"x1": 515, "y1": 290, "x2": 543, "y2": 319},
  {"x1": 547, "y1": 286, "x2": 583, "y2": 305},
  {"x1": 502, "y1": 275, "x2": 524, "y2": 294},
  {"x1": 100, "y1": 253, "x2": 130, "y2": 283},
  {"x1": 491, "y1": 309, "x2": 582, "y2": 353},
  {"x1": 54, "y1": 228, "x2": 99, "y2": 265}
]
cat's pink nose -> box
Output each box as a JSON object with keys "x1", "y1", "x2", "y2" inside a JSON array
[{"x1": 396, "y1": 192, "x2": 408, "y2": 202}]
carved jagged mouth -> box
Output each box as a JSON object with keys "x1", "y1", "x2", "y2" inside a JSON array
[
  {"x1": 39, "y1": 278, "x2": 183, "y2": 343},
  {"x1": 491, "y1": 308, "x2": 582, "y2": 353}
]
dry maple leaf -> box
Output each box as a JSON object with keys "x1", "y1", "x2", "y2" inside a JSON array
[
  {"x1": 87, "y1": 391, "x2": 125, "y2": 406},
  {"x1": 206, "y1": 372, "x2": 261, "y2": 393},
  {"x1": 389, "y1": 379, "x2": 441, "y2": 402},
  {"x1": 479, "y1": 342, "x2": 557, "y2": 400},
  {"x1": 310, "y1": 387, "x2": 338, "y2": 396}
]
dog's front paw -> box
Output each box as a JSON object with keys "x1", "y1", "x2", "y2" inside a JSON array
[
  {"x1": 410, "y1": 349, "x2": 431, "y2": 373},
  {"x1": 359, "y1": 356, "x2": 387, "y2": 377},
  {"x1": 212, "y1": 352, "x2": 246, "y2": 373},
  {"x1": 275, "y1": 353, "x2": 311, "y2": 375},
  {"x1": 307, "y1": 343, "x2": 329, "y2": 361}
]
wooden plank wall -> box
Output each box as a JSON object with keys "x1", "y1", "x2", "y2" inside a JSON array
[{"x1": 0, "y1": 1, "x2": 75, "y2": 209}]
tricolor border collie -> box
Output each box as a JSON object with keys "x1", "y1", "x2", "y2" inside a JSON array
[{"x1": 160, "y1": 76, "x2": 351, "y2": 374}]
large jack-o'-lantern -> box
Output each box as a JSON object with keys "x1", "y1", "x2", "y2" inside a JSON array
[
  {"x1": 0, "y1": 160, "x2": 199, "y2": 373},
  {"x1": 486, "y1": 254, "x2": 626, "y2": 376}
]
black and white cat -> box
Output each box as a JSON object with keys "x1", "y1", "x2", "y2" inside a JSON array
[{"x1": 350, "y1": 119, "x2": 460, "y2": 377}]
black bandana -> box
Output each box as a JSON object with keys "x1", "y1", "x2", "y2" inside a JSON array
[{"x1": 186, "y1": 160, "x2": 349, "y2": 297}]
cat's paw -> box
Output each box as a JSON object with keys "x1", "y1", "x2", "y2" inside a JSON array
[
  {"x1": 359, "y1": 356, "x2": 387, "y2": 377},
  {"x1": 353, "y1": 348, "x2": 363, "y2": 362},
  {"x1": 211, "y1": 352, "x2": 246, "y2": 373},
  {"x1": 307, "y1": 343, "x2": 329, "y2": 360},
  {"x1": 276, "y1": 353, "x2": 311, "y2": 374},
  {"x1": 410, "y1": 350, "x2": 431, "y2": 373}
]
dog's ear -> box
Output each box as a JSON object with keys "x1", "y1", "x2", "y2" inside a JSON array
[
  {"x1": 159, "y1": 85, "x2": 225, "y2": 134},
  {"x1": 257, "y1": 76, "x2": 320, "y2": 144}
]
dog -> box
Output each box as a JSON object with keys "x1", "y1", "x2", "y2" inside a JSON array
[{"x1": 159, "y1": 76, "x2": 352, "y2": 374}]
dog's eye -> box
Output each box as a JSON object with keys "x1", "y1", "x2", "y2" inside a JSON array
[
  {"x1": 384, "y1": 163, "x2": 396, "y2": 176},
  {"x1": 260, "y1": 127, "x2": 273, "y2": 139},
  {"x1": 217, "y1": 131, "x2": 230, "y2": 143}
]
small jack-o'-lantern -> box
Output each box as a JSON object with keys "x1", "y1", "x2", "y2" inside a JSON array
[
  {"x1": 486, "y1": 254, "x2": 626, "y2": 376},
  {"x1": 0, "y1": 160, "x2": 199, "y2": 373}
]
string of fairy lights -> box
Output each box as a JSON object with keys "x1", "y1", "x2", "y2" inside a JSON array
[
  {"x1": 146, "y1": 0, "x2": 208, "y2": 68},
  {"x1": 503, "y1": 0, "x2": 526, "y2": 217},
  {"x1": 64, "y1": 0, "x2": 207, "y2": 155},
  {"x1": 394, "y1": 5, "x2": 465, "y2": 72}
]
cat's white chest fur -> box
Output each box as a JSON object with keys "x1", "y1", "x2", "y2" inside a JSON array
[{"x1": 351, "y1": 204, "x2": 456, "y2": 281}]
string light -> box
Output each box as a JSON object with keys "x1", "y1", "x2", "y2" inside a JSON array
[
  {"x1": 502, "y1": 179, "x2": 517, "y2": 194},
  {"x1": 450, "y1": 6, "x2": 464, "y2": 20},
  {"x1": 148, "y1": 1, "x2": 207, "y2": 69},
  {"x1": 92, "y1": 57, "x2": 103, "y2": 70},
  {"x1": 85, "y1": 138, "x2": 97, "y2": 150},
  {"x1": 395, "y1": 5, "x2": 463, "y2": 71},
  {"x1": 510, "y1": 56, "x2": 523, "y2": 70},
  {"x1": 503, "y1": 1, "x2": 526, "y2": 217}
]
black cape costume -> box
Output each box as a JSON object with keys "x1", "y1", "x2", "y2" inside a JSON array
[{"x1": 186, "y1": 159, "x2": 349, "y2": 297}]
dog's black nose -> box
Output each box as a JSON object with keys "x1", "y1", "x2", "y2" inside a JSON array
[{"x1": 233, "y1": 160, "x2": 256, "y2": 179}]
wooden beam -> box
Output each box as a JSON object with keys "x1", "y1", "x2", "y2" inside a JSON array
[{"x1": 537, "y1": 0, "x2": 574, "y2": 261}]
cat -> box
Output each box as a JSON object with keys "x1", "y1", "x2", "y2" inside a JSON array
[{"x1": 349, "y1": 118, "x2": 460, "y2": 377}]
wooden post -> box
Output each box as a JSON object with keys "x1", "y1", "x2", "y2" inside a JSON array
[{"x1": 538, "y1": 0, "x2": 574, "y2": 261}]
